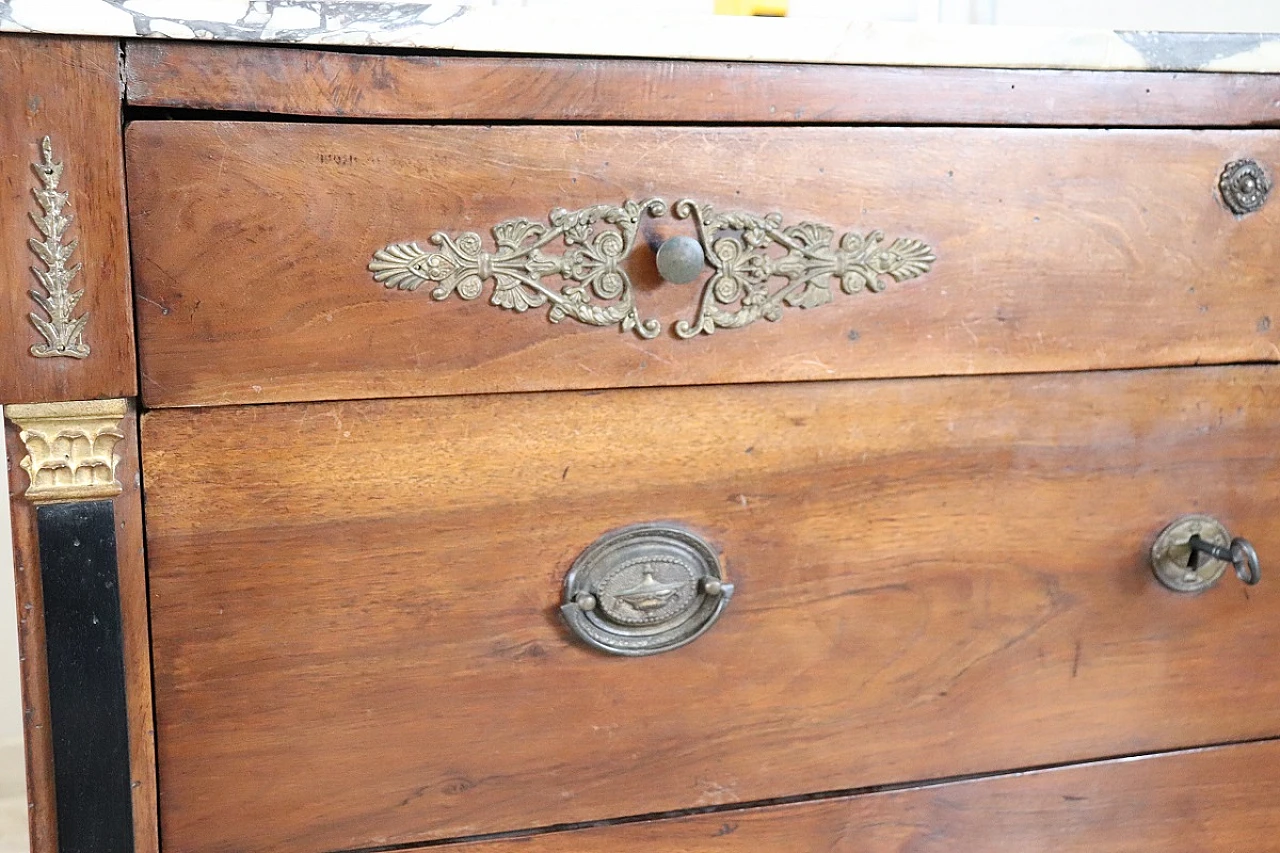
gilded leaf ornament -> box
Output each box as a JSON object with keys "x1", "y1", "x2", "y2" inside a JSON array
[
  {"x1": 28, "y1": 136, "x2": 90, "y2": 359},
  {"x1": 670, "y1": 199, "x2": 935, "y2": 338},
  {"x1": 371, "y1": 199, "x2": 666, "y2": 339},
  {"x1": 369, "y1": 198, "x2": 935, "y2": 339}
]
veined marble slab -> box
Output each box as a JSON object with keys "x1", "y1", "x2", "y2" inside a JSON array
[{"x1": 3, "y1": 0, "x2": 1280, "y2": 72}]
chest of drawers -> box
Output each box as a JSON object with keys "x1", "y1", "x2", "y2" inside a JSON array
[{"x1": 4, "y1": 31, "x2": 1280, "y2": 853}]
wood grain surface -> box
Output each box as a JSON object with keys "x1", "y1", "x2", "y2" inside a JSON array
[
  {"x1": 124, "y1": 41, "x2": 1280, "y2": 127},
  {"x1": 127, "y1": 122, "x2": 1280, "y2": 408},
  {"x1": 5, "y1": 406, "x2": 158, "y2": 853},
  {"x1": 0, "y1": 36, "x2": 136, "y2": 405},
  {"x1": 451, "y1": 740, "x2": 1280, "y2": 853},
  {"x1": 142, "y1": 365, "x2": 1280, "y2": 852}
]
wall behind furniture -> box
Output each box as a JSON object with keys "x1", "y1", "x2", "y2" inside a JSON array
[{"x1": 506, "y1": 0, "x2": 1280, "y2": 30}]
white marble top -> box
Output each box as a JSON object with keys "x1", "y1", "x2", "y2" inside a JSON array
[{"x1": 4, "y1": 1, "x2": 1280, "y2": 72}]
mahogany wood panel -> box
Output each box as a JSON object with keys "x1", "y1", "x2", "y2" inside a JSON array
[
  {"x1": 0, "y1": 36, "x2": 136, "y2": 405},
  {"x1": 456, "y1": 740, "x2": 1280, "y2": 853},
  {"x1": 5, "y1": 406, "x2": 158, "y2": 853},
  {"x1": 143, "y1": 365, "x2": 1280, "y2": 852},
  {"x1": 127, "y1": 122, "x2": 1280, "y2": 408},
  {"x1": 124, "y1": 41, "x2": 1280, "y2": 127}
]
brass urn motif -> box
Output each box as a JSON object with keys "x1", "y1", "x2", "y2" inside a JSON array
[{"x1": 561, "y1": 523, "x2": 733, "y2": 656}]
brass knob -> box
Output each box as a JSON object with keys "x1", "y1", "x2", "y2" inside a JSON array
[
  {"x1": 1150, "y1": 514, "x2": 1261, "y2": 593},
  {"x1": 1219, "y1": 159, "x2": 1270, "y2": 215},
  {"x1": 655, "y1": 235, "x2": 705, "y2": 284},
  {"x1": 561, "y1": 523, "x2": 733, "y2": 656}
]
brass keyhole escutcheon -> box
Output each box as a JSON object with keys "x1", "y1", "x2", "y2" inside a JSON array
[
  {"x1": 561, "y1": 523, "x2": 733, "y2": 656},
  {"x1": 1150, "y1": 514, "x2": 1261, "y2": 593}
]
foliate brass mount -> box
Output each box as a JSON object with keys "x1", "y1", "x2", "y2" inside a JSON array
[
  {"x1": 1219, "y1": 159, "x2": 1270, "y2": 216},
  {"x1": 670, "y1": 199, "x2": 935, "y2": 337},
  {"x1": 5, "y1": 400, "x2": 126, "y2": 504},
  {"x1": 28, "y1": 137, "x2": 89, "y2": 359},
  {"x1": 369, "y1": 198, "x2": 935, "y2": 339},
  {"x1": 561, "y1": 523, "x2": 733, "y2": 656},
  {"x1": 1150, "y1": 514, "x2": 1261, "y2": 593}
]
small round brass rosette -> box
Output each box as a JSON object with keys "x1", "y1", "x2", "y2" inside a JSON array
[
  {"x1": 561, "y1": 523, "x2": 733, "y2": 656},
  {"x1": 1219, "y1": 159, "x2": 1271, "y2": 215}
]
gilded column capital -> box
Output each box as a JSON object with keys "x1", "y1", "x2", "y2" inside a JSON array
[{"x1": 5, "y1": 399, "x2": 126, "y2": 504}]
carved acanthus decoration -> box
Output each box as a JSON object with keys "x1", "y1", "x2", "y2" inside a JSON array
[
  {"x1": 369, "y1": 198, "x2": 935, "y2": 339},
  {"x1": 371, "y1": 199, "x2": 666, "y2": 338},
  {"x1": 5, "y1": 400, "x2": 126, "y2": 504},
  {"x1": 28, "y1": 136, "x2": 90, "y2": 359},
  {"x1": 670, "y1": 199, "x2": 935, "y2": 338}
]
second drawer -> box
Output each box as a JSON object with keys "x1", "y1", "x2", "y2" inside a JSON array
[{"x1": 141, "y1": 365, "x2": 1280, "y2": 852}]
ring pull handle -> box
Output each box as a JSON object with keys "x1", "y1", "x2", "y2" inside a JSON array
[
  {"x1": 561, "y1": 523, "x2": 732, "y2": 656},
  {"x1": 1151, "y1": 515, "x2": 1262, "y2": 592}
]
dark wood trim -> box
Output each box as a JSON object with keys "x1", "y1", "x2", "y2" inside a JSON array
[
  {"x1": 124, "y1": 40, "x2": 1280, "y2": 127},
  {"x1": 37, "y1": 500, "x2": 134, "y2": 853}
]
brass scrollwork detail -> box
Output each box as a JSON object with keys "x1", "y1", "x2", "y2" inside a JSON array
[
  {"x1": 671, "y1": 199, "x2": 935, "y2": 338},
  {"x1": 370, "y1": 199, "x2": 935, "y2": 339},
  {"x1": 28, "y1": 137, "x2": 89, "y2": 359},
  {"x1": 371, "y1": 199, "x2": 666, "y2": 338}
]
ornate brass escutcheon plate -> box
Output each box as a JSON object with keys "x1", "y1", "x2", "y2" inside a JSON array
[
  {"x1": 561, "y1": 523, "x2": 733, "y2": 656},
  {"x1": 370, "y1": 198, "x2": 935, "y2": 339},
  {"x1": 1150, "y1": 514, "x2": 1232, "y2": 593}
]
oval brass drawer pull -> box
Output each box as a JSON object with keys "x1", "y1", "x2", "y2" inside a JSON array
[
  {"x1": 369, "y1": 198, "x2": 935, "y2": 340},
  {"x1": 560, "y1": 523, "x2": 733, "y2": 656},
  {"x1": 1150, "y1": 514, "x2": 1261, "y2": 592}
]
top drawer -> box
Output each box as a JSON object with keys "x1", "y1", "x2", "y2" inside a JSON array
[{"x1": 127, "y1": 123, "x2": 1279, "y2": 407}]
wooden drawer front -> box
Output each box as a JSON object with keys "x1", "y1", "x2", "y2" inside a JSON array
[
  {"x1": 447, "y1": 740, "x2": 1280, "y2": 853},
  {"x1": 127, "y1": 123, "x2": 1280, "y2": 408},
  {"x1": 142, "y1": 365, "x2": 1280, "y2": 853}
]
